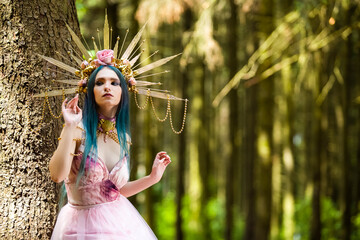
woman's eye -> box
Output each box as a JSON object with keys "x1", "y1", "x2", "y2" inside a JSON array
[
  {"x1": 95, "y1": 81, "x2": 103, "y2": 86},
  {"x1": 112, "y1": 82, "x2": 120, "y2": 86}
]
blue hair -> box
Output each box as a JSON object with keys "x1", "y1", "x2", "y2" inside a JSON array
[
  {"x1": 59, "y1": 65, "x2": 131, "y2": 209},
  {"x1": 79, "y1": 65, "x2": 131, "y2": 182}
]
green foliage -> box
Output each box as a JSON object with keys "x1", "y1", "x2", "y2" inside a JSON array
[
  {"x1": 182, "y1": 194, "x2": 204, "y2": 240},
  {"x1": 293, "y1": 197, "x2": 312, "y2": 240},
  {"x1": 293, "y1": 197, "x2": 342, "y2": 240},
  {"x1": 75, "y1": 0, "x2": 87, "y2": 21},
  {"x1": 154, "y1": 192, "x2": 176, "y2": 239},
  {"x1": 181, "y1": 195, "x2": 228, "y2": 240},
  {"x1": 321, "y1": 198, "x2": 342, "y2": 240},
  {"x1": 233, "y1": 211, "x2": 245, "y2": 240},
  {"x1": 205, "y1": 198, "x2": 225, "y2": 240},
  {"x1": 351, "y1": 208, "x2": 360, "y2": 240}
]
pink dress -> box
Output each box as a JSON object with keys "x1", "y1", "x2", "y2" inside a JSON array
[{"x1": 51, "y1": 142, "x2": 157, "y2": 239}]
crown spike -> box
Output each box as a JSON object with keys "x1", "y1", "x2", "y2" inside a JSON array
[
  {"x1": 67, "y1": 51, "x2": 82, "y2": 65},
  {"x1": 65, "y1": 24, "x2": 91, "y2": 60},
  {"x1": 129, "y1": 50, "x2": 144, "y2": 66},
  {"x1": 121, "y1": 22, "x2": 147, "y2": 60},
  {"x1": 55, "y1": 51, "x2": 78, "y2": 67},
  {"x1": 81, "y1": 34, "x2": 93, "y2": 58},
  {"x1": 52, "y1": 79, "x2": 79, "y2": 85},
  {"x1": 103, "y1": 11, "x2": 109, "y2": 49},
  {"x1": 119, "y1": 29, "x2": 129, "y2": 58},
  {"x1": 135, "y1": 53, "x2": 181, "y2": 75},
  {"x1": 113, "y1": 36, "x2": 120, "y2": 58},
  {"x1": 45, "y1": 68, "x2": 77, "y2": 78},
  {"x1": 135, "y1": 70, "x2": 170, "y2": 79},
  {"x1": 92, "y1": 37, "x2": 99, "y2": 53},
  {"x1": 33, "y1": 87, "x2": 78, "y2": 98},
  {"x1": 38, "y1": 54, "x2": 78, "y2": 74},
  {"x1": 129, "y1": 39, "x2": 146, "y2": 60},
  {"x1": 110, "y1": 28, "x2": 113, "y2": 48},
  {"x1": 133, "y1": 50, "x2": 159, "y2": 69},
  {"x1": 97, "y1": 28, "x2": 102, "y2": 50},
  {"x1": 135, "y1": 80, "x2": 162, "y2": 87},
  {"x1": 68, "y1": 44, "x2": 85, "y2": 61}
]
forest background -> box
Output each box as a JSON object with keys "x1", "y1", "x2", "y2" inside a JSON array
[{"x1": 1, "y1": 0, "x2": 360, "y2": 239}]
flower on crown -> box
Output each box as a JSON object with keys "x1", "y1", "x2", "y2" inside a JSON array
[{"x1": 95, "y1": 49, "x2": 114, "y2": 66}]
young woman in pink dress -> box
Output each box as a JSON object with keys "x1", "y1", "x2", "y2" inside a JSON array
[{"x1": 49, "y1": 63, "x2": 171, "y2": 239}]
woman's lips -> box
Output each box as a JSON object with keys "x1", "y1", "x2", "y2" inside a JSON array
[{"x1": 103, "y1": 93, "x2": 113, "y2": 97}]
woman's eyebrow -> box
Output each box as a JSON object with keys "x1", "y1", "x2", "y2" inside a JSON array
[{"x1": 95, "y1": 77, "x2": 119, "y2": 81}]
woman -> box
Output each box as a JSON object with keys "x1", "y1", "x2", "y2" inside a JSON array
[{"x1": 49, "y1": 64, "x2": 171, "y2": 239}]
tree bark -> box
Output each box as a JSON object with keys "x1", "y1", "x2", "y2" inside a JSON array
[{"x1": 0, "y1": 0, "x2": 78, "y2": 238}]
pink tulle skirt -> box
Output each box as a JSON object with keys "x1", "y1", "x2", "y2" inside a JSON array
[{"x1": 51, "y1": 195, "x2": 157, "y2": 240}]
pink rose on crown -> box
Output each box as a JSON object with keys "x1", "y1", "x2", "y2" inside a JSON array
[{"x1": 96, "y1": 49, "x2": 114, "y2": 66}]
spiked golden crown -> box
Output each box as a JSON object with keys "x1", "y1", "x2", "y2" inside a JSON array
[{"x1": 34, "y1": 14, "x2": 188, "y2": 134}]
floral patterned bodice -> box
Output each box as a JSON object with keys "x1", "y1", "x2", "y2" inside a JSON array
[{"x1": 64, "y1": 141, "x2": 129, "y2": 206}]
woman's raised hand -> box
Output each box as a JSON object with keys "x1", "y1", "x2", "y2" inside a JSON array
[
  {"x1": 150, "y1": 151, "x2": 171, "y2": 183},
  {"x1": 62, "y1": 94, "x2": 82, "y2": 126}
]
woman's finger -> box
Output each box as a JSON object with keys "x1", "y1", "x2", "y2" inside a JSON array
[
  {"x1": 67, "y1": 94, "x2": 78, "y2": 106},
  {"x1": 76, "y1": 106, "x2": 82, "y2": 115},
  {"x1": 73, "y1": 94, "x2": 79, "y2": 112},
  {"x1": 62, "y1": 98, "x2": 68, "y2": 111}
]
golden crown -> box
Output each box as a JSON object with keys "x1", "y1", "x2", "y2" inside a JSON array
[{"x1": 33, "y1": 14, "x2": 188, "y2": 134}]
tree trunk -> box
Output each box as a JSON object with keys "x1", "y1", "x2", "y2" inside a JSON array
[
  {"x1": 198, "y1": 60, "x2": 212, "y2": 239},
  {"x1": 0, "y1": 0, "x2": 78, "y2": 238},
  {"x1": 176, "y1": 7, "x2": 192, "y2": 240},
  {"x1": 244, "y1": 84, "x2": 257, "y2": 240},
  {"x1": 254, "y1": 1, "x2": 274, "y2": 239},
  {"x1": 225, "y1": 0, "x2": 239, "y2": 239},
  {"x1": 128, "y1": 0, "x2": 140, "y2": 209},
  {"x1": 310, "y1": 52, "x2": 323, "y2": 240},
  {"x1": 341, "y1": 4, "x2": 358, "y2": 239}
]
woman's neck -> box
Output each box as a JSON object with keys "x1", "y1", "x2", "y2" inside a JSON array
[{"x1": 97, "y1": 108, "x2": 117, "y2": 119}]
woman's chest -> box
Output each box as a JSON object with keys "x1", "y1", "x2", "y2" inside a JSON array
[{"x1": 96, "y1": 135, "x2": 121, "y2": 172}]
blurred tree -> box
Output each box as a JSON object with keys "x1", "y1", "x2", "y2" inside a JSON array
[{"x1": 225, "y1": 0, "x2": 239, "y2": 239}]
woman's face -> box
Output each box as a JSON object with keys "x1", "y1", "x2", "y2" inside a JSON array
[{"x1": 93, "y1": 67, "x2": 122, "y2": 111}]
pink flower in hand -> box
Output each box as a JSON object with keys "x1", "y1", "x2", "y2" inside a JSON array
[{"x1": 96, "y1": 49, "x2": 114, "y2": 66}]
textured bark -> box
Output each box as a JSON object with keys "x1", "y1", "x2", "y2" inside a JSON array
[{"x1": 0, "y1": 0, "x2": 78, "y2": 238}]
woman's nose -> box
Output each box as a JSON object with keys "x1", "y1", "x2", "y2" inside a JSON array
[{"x1": 104, "y1": 82, "x2": 111, "y2": 91}]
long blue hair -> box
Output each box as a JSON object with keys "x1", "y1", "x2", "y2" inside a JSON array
[
  {"x1": 59, "y1": 65, "x2": 131, "y2": 208},
  {"x1": 79, "y1": 65, "x2": 130, "y2": 181}
]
